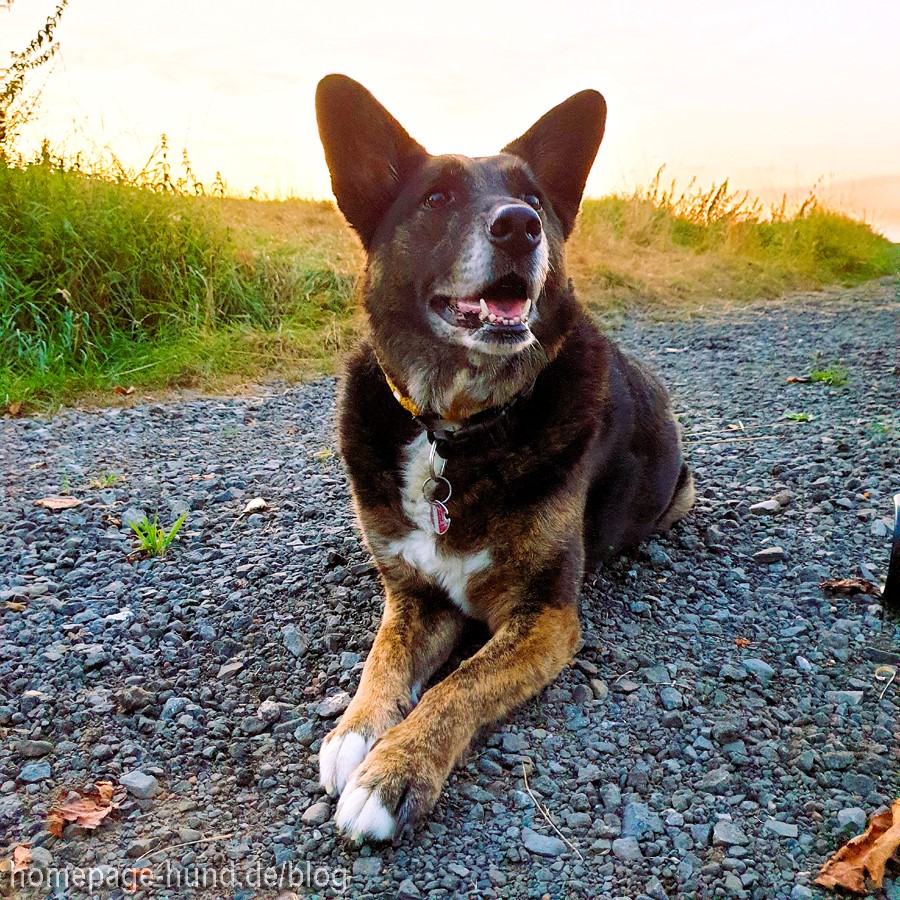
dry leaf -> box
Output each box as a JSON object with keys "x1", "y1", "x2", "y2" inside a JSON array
[
  {"x1": 735, "y1": 637, "x2": 751, "y2": 648},
  {"x1": 47, "y1": 781, "x2": 124, "y2": 836},
  {"x1": 12, "y1": 845, "x2": 32, "y2": 873},
  {"x1": 242, "y1": 497, "x2": 269, "y2": 515},
  {"x1": 786, "y1": 375, "x2": 812, "y2": 383},
  {"x1": 7, "y1": 401, "x2": 22, "y2": 417},
  {"x1": 34, "y1": 496, "x2": 83, "y2": 511},
  {"x1": 112, "y1": 385, "x2": 135, "y2": 396},
  {"x1": 815, "y1": 799, "x2": 900, "y2": 893},
  {"x1": 820, "y1": 578, "x2": 880, "y2": 597},
  {"x1": 5, "y1": 601, "x2": 27, "y2": 612}
]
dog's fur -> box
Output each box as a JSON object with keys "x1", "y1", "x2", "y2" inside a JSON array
[{"x1": 315, "y1": 74, "x2": 694, "y2": 842}]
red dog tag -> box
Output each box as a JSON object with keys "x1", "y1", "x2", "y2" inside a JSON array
[{"x1": 430, "y1": 500, "x2": 451, "y2": 535}]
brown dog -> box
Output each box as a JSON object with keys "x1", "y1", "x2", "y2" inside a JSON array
[{"x1": 315, "y1": 74, "x2": 693, "y2": 842}]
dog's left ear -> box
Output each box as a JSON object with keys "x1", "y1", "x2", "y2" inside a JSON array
[
  {"x1": 503, "y1": 90, "x2": 607, "y2": 237},
  {"x1": 316, "y1": 74, "x2": 428, "y2": 248}
]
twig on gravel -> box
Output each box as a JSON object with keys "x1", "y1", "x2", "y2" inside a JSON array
[
  {"x1": 613, "y1": 670, "x2": 634, "y2": 683},
  {"x1": 135, "y1": 831, "x2": 238, "y2": 864},
  {"x1": 521, "y1": 763, "x2": 584, "y2": 861},
  {"x1": 683, "y1": 435, "x2": 781, "y2": 445},
  {"x1": 875, "y1": 666, "x2": 896, "y2": 700}
]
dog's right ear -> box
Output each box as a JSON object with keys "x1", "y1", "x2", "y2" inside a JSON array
[{"x1": 316, "y1": 75, "x2": 428, "y2": 248}]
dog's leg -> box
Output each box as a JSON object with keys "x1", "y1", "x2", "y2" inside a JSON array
[
  {"x1": 335, "y1": 602, "x2": 580, "y2": 842},
  {"x1": 319, "y1": 591, "x2": 463, "y2": 800}
]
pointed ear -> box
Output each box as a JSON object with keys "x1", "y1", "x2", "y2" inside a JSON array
[
  {"x1": 502, "y1": 90, "x2": 607, "y2": 237},
  {"x1": 316, "y1": 74, "x2": 428, "y2": 248}
]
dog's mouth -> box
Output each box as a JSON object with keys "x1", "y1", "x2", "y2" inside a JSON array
[{"x1": 431, "y1": 274, "x2": 533, "y2": 334}]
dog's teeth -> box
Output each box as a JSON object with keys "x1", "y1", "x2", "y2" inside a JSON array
[
  {"x1": 488, "y1": 313, "x2": 497, "y2": 323},
  {"x1": 523, "y1": 298, "x2": 532, "y2": 319},
  {"x1": 479, "y1": 299, "x2": 489, "y2": 321}
]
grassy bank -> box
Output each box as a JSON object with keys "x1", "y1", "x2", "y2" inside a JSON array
[{"x1": 1, "y1": 161, "x2": 897, "y2": 411}]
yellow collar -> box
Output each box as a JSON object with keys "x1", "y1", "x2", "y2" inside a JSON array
[{"x1": 382, "y1": 370, "x2": 422, "y2": 417}]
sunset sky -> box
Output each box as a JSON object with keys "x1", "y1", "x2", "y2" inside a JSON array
[{"x1": 4, "y1": 0, "x2": 900, "y2": 238}]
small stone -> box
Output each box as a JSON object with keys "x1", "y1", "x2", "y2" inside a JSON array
[
  {"x1": 713, "y1": 820, "x2": 748, "y2": 846},
  {"x1": 612, "y1": 677, "x2": 641, "y2": 694},
  {"x1": 317, "y1": 692, "x2": 351, "y2": 718},
  {"x1": 612, "y1": 836, "x2": 643, "y2": 862},
  {"x1": 764, "y1": 819, "x2": 798, "y2": 838},
  {"x1": 753, "y1": 546, "x2": 785, "y2": 564},
  {"x1": 293, "y1": 722, "x2": 315, "y2": 745},
  {"x1": 398, "y1": 878, "x2": 422, "y2": 899},
  {"x1": 257, "y1": 699, "x2": 281, "y2": 723},
  {"x1": 217, "y1": 660, "x2": 245, "y2": 680},
  {"x1": 712, "y1": 723, "x2": 742, "y2": 744},
  {"x1": 645, "y1": 875, "x2": 669, "y2": 900},
  {"x1": 658, "y1": 686, "x2": 683, "y2": 710},
  {"x1": 352, "y1": 857, "x2": 382, "y2": 877},
  {"x1": 281, "y1": 624, "x2": 309, "y2": 658},
  {"x1": 590, "y1": 679, "x2": 609, "y2": 700},
  {"x1": 824, "y1": 690, "x2": 863, "y2": 706},
  {"x1": 301, "y1": 801, "x2": 330, "y2": 826},
  {"x1": 18, "y1": 761, "x2": 51, "y2": 783},
  {"x1": 742, "y1": 658, "x2": 775, "y2": 685},
  {"x1": 724, "y1": 872, "x2": 744, "y2": 894},
  {"x1": 836, "y1": 807, "x2": 867, "y2": 833},
  {"x1": 699, "y1": 769, "x2": 732, "y2": 795},
  {"x1": 750, "y1": 500, "x2": 781, "y2": 515},
  {"x1": 522, "y1": 827, "x2": 567, "y2": 857},
  {"x1": 120, "y1": 770, "x2": 160, "y2": 799},
  {"x1": 790, "y1": 887, "x2": 813, "y2": 900},
  {"x1": 823, "y1": 751, "x2": 855, "y2": 771},
  {"x1": 118, "y1": 686, "x2": 154, "y2": 712},
  {"x1": 160, "y1": 696, "x2": 189, "y2": 721},
  {"x1": 29, "y1": 847, "x2": 52, "y2": 870},
  {"x1": 16, "y1": 740, "x2": 54, "y2": 758},
  {"x1": 622, "y1": 802, "x2": 663, "y2": 838}
]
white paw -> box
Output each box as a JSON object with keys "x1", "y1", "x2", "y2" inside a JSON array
[
  {"x1": 319, "y1": 730, "x2": 372, "y2": 797},
  {"x1": 335, "y1": 774, "x2": 397, "y2": 842}
]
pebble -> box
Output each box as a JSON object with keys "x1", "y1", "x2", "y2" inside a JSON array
[
  {"x1": 753, "y1": 546, "x2": 786, "y2": 563},
  {"x1": 317, "y1": 692, "x2": 351, "y2": 718},
  {"x1": 742, "y1": 658, "x2": 775, "y2": 685},
  {"x1": 713, "y1": 820, "x2": 749, "y2": 846},
  {"x1": 522, "y1": 827, "x2": 567, "y2": 857},
  {"x1": 612, "y1": 837, "x2": 643, "y2": 862},
  {"x1": 764, "y1": 819, "x2": 799, "y2": 838},
  {"x1": 301, "y1": 801, "x2": 330, "y2": 826},
  {"x1": 18, "y1": 761, "x2": 51, "y2": 783},
  {"x1": 119, "y1": 770, "x2": 160, "y2": 799},
  {"x1": 15, "y1": 739, "x2": 54, "y2": 758}
]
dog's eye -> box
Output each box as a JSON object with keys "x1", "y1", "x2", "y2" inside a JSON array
[
  {"x1": 522, "y1": 194, "x2": 542, "y2": 211},
  {"x1": 423, "y1": 190, "x2": 452, "y2": 209}
]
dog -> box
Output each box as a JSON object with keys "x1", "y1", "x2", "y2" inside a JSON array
[{"x1": 314, "y1": 74, "x2": 694, "y2": 843}]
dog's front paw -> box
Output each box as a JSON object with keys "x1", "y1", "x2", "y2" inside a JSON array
[
  {"x1": 334, "y1": 727, "x2": 445, "y2": 843},
  {"x1": 319, "y1": 727, "x2": 374, "y2": 798}
]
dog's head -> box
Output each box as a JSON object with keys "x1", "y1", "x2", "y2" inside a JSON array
[{"x1": 316, "y1": 74, "x2": 606, "y2": 416}]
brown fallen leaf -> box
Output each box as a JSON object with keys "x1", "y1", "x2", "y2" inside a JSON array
[
  {"x1": 820, "y1": 577, "x2": 881, "y2": 597},
  {"x1": 112, "y1": 385, "x2": 135, "y2": 395},
  {"x1": 47, "y1": 781, "x2": 124, "y2": 836},
  {"x1": 735, "y1": 637, "x2": 751, "y2": 648},
  {"x1": 7, "y1": 401, "x2": 22, "y2": 417},
  {"x1": 12, "y1": 845, "x2": 32, "y2": 873},
  {"x1": 786, "y1": 375, "x2": 812, "y2": 383},
  {"x1": 34, "y1": 496, "x2": 83, "y2": 511},
  {"x1": 815, "y1": 799, "x2": 900, "y2": 893},
  {"x1": 5, "y1": 601, "x2": 27, "y2": 612}
]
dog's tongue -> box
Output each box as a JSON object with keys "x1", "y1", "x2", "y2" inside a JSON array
[
  {"x1": 485, "y1": 297, "x2": 528, "y2": 319},
  {"x1": 455, "y1": 297, "x2": 528, "y2": 318}
]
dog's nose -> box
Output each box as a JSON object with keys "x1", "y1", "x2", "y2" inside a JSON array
[{"x1": 487, "y1": 204, "x2": 542, "y2": 256}]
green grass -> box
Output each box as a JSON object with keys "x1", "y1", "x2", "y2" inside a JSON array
[
  {"x1": 1, "y1": 157, "x2": 896, "y2": 411},
  {"x1": 810, "y1": 364, "x2": 850, "y2": 387},
  {"x1": 129, "y1": 512, "x2": 187, "y2": 557}
]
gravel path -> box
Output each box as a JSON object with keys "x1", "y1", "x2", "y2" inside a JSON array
[{"x1": 1, "y1": 281, "x2": 898, "y2": 900}]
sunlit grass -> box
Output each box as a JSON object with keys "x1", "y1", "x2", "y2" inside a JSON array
[{"x1": 1, "y1": 152, "x2": 896, "y2": 412}]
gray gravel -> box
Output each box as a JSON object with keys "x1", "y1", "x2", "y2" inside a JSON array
[{"x1": 1, "y1": 281, "x2": 898, "y2": 899}]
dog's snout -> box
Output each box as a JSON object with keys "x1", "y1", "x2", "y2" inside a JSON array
[{"x1": 487, "y1": 204, "x2": 542, "y2": 257}]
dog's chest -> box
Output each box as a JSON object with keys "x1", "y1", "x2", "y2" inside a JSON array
[{"x1": 385, "y1": 433, "x2": 490, "y2": 614}]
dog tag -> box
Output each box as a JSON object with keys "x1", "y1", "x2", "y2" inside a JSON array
[{"x1": 429, "y1": 499, "x2": 451, "y2": 535}]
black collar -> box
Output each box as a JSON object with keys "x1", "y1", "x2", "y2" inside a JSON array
[{"x1": 414, "y1": 385, "x2": 533, "y2": 459}]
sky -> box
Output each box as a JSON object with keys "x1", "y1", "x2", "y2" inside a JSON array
[{"x1": 4, "y1": 0, "x2": 900, "y2": 238}]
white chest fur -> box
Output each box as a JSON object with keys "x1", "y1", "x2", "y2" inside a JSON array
[{"x1": 386, "y1": 433, "x2": 490, "y2": 614}]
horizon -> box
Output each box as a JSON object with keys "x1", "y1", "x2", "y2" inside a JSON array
[{"x1": 4, "y1": 0, "x2": 900, "y2": 240}]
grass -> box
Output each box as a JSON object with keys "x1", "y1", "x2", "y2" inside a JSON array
[
  {"x1": 129, "y1": 512, "x2": 187, "y2": 558},
  {"x1": 810, "y1": 364, "x2": 850, "y2": 387},
  {"x1": 1, "y1": 155, "x2": 897, "y2": 411}
]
